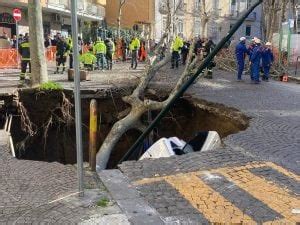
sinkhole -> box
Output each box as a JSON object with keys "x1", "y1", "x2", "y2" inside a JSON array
[{"x1": 4, "y1": 89, "x2": 249, "y2": 169}]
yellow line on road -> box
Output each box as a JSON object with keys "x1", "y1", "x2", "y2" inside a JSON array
[
  {"x1": 165, "y1": 173, "x2": 255, "y2": 224},
  {"x1": 218, "y1": 168, "x2": 300, "y2": 223}
]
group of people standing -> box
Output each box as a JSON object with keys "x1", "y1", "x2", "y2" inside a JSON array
[{"x1": 235, "y1": 37, "x2": 274, "y2": 83}]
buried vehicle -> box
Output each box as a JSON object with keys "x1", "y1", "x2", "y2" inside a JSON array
[{"x1": 140, "y1": 131, "x2": 221, "y2": 160}]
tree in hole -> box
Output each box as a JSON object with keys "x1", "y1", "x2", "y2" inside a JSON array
[{"x1": 96, "y1": 0, "x2": 204, "y2": 170}]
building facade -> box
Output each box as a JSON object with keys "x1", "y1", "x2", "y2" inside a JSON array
[
  {"x1": 105, "y1": 0, "x2": 155, "y2": 39},
  {"x1": 154, "y1": 0, "x2": 262, "y2": 42},
  {"x1": 0, "y1": 0, "x2": 105, "y2": 39}
]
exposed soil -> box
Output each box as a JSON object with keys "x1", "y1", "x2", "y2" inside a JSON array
[{"x1": 8, "y1": 89, "x2": 250, "y2": 169}]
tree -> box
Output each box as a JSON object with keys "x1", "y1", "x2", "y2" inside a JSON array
[
  {"x1": 28, "y1": 0, "x2": 48, "y2": 87},
  {"x1": 200, "y1": 0, "x2": 210, "y2": 37},
  {"x1": 262, "y1": 0, "x2": 289, "y2": 41},
  {"x1": 96, "y1": 0, "x2": 200, "y2": 170},
  {"x1": 117, "y1": 0, "x2": 127, "y2": 39}
]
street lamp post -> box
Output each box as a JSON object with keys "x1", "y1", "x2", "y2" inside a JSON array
[{"x1": 70, "y1": 0, "x2": 84, "y2": 197}]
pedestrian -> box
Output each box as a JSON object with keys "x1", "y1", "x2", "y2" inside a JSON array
[
  {"x1": 80, "y1": 47, "x2": 96, "y2": 71},
  {"x1": 181, "y1": 40, "x2": 190, "y2": 65},
  {"x1": 129, "y1": 36, "x2": 140, "y2": 69},
  {"x1": 55, "y1": 36, "x2": 68, "y2": 74},
  {"x1": 93, "y1": 37, "x2": 106, "y2": 70},
  {"x1": 203, "y1": 38, "x2": 216, "y2": 78},
  {"x1": 235, "y1": 37, "x2": 249, "y2": 81},
  {"x1": 105, "y1": 38, "x2": 115, "y2": 70},
  {"x1": 19, "y1": 36, "x2": 31, "y2": 82},
  {"x1": 261, "y1": 42, "x2": 274, "y2": 82},
  {"x1": 171, "y1": 35, "x2": 183, "y2": 69},
  {"x1": 250, "y1": 38, "x2": 263, "y2": 84}
]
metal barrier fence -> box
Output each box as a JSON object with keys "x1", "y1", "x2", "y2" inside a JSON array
[{"x1": 0, "y1": 46, "x2": 57, "y2": 69}]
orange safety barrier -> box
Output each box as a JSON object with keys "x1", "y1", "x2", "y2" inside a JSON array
[
  {"x1": 0, "y1": 48, "x2": 19, "y2": 69},
  {"x1": 282, "y1": 73, "x2": 288, "y2": 82},
  {"x1": 45, "y1": 46, "x2": 57, "y2": 62}
]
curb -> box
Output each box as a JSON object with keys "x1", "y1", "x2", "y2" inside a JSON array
[{"x1": 98, "y1": 169, "x2": 165, "y2": 225}]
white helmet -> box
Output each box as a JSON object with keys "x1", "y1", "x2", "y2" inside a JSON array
[{"x1": 240, "y1": 37, "x2": 246, "y2": 41}]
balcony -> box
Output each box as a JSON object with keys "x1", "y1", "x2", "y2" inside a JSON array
[
  {"x1": 46, "y1": 0, "x2": 104, "y2": 18},
  {"x1": 47, "y1": 0, "x2": 69, "y2": 10}
]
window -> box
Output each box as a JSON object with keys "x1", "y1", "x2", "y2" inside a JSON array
[
  {"x1": 195, "y1": 0, "x2": 200, "y2": 9},
  {"x1": 247, "y1": 0, "x2": 252, "y2": 9},
  {"x1": 162, "y1": 17, "x2": 167, "y2": 36},
  {"x1": 194, "y1": 20, "x2": 200, "y2": 36},
  {"x1": 213, "y1": 0, "x2": 219, "y2": 9},
  {"x1": 246, "y1": 25, "x2": 251, "y2": 36},
  {"x1": 231, "y1": 0, "x2": 236, "y2": 14},
  {"x1": 177, "y1": 19, "x2": 184, "y2": 35}
]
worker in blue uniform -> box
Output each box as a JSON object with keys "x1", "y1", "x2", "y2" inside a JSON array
[
  {"x1": 235, "y1": 37, "x2": 249, "y2": 81},
  {"x1": 250, "y1": 38, "x2": 263, "y2": 84},
  {"x1": 261, "y1": 42, "x2": 274, "y2": 82},
  {"x1": 247, "y1": 38, "x2": 256, "y2": 81}
]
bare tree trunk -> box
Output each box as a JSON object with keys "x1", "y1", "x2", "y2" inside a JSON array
[
  {"x1": 200, "y1": 0, "x2": 209, "y2": 37},
  {"x1": 117, "y1": 0, "x2": 126, "y2": 40},
  {"x1": 28, "y1": 0, "x2": 48, "y2": 87},
  {"x1": 117, "y1": 4, "x2": 122, "y2": 39}
]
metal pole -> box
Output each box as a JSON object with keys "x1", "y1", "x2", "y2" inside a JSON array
[
  {"x1": 16, "y1": 21, "x2": 19, "y2": 66},
  {"x1": 118, "y1": 0, "x2": 263, "y2": 165},
  {"x1": 70, "y1": 0, "x2": 84, "y2": 197},
  {"x1": 89, "y1": 99, "x2": 98, "y2": 171}
]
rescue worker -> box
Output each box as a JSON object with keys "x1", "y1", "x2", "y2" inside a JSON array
[
  {"x1": 247, "y1": 38, "x2": 256, "y2": 80},
  {"x1": 250, "y1": 38, "x2": 263, "y2": 84},
  {"x1": 19, "y1": 36, "x2": 31, "y2": 81},
  {"x1": 80, "y1": 47, "x2": 97, "y2": 71},
  {"x1": 235, "y1": 37, "x2": 249, "y2": 81},
  {"x1": 181, "y1": 40, "x2": 190, "y2": 65},
  {"x1": 261, "y1": 42, "x2": 274, "y2": 82},
  {"x1": 129, "y1": 36, "x2": 140, "y2": 69},
  {"x1": 93, "y1": 37, "x2": 106, "y2": 70},
  {"x1": 203, "y1": 38, "x2": 216, "y2": 79},
  {"x1": 121, "y1": 38, "x2": 127, "y2": 62},
  {"x1": 105, "y1": 38, "x2": 115, "y2": 70},
  {"x1": 139, "y1": 40, "x2": 147, "y2": 62},
  {"x1": 55, "y1": 36, "x2": 68, "y2": 74},
  {"x1": 171, "y1": 35, "x2": 184, "y2": 69},
  {"x1": 66, "y1": 35, "x2": 73, "y2": 69}
]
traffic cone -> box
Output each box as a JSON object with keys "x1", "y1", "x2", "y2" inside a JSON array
[{"x1": 282, "y1": 73, "x2": 288, "y2": 82}]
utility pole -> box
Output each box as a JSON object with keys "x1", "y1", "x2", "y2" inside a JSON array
[{"x1": 70, "y1": 0, "x2": 84, "y2": 197}]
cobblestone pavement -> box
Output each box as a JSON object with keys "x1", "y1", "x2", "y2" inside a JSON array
[
  {"x1": 119, "y1": 71, "x2": 300, "y2": 224},
  {"x1": 0, "y1": 130, "x2": 127, "y2": 224},
  {"x1": 0, "y1": 62, "x2": 144, "y2": 95}
]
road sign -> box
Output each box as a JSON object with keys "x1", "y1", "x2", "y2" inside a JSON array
[{"x1": 13, "y1": 8, "x2": 21, "y2": 22}]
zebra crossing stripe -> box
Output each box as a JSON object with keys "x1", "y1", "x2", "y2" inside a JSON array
[
  {"x1": 164, "y1": 173, "x2": 255, "y2": 224},
  {"x1": 218, "y1": 168, "x2": 300, "y2": 223}
]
